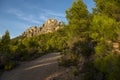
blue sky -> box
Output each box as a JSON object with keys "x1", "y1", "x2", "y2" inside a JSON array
[{"x1": 0, "y1": 0, "x2": 95, "y2": 38}]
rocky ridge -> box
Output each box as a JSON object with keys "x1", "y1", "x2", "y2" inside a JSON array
[{"x1": 22, "y1": 19, "x2": 62, "y2": 37}]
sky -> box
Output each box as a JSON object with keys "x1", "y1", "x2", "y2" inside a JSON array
[{"x1": 0, "y1": 0, "x2": 95, "y2": 38}]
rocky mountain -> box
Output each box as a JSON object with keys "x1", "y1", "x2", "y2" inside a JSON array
[{"x1": 22, "y1": 19, "x2": 62, "y2": 37}]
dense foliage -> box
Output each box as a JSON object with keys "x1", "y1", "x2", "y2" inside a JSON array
[
  {"x1": 0, "y1": 0, "x2": 120, "y2": 80},
  {"x1": 60, "y1": 0, "x2": 120, "y2": 80},
  {"x1": 0, "y1": 28, "x2": 69, "y2": 70}
]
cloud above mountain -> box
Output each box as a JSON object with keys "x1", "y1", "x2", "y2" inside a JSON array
[{"x1": 7, "y1": 8, "x2": 65, "y2": 24}]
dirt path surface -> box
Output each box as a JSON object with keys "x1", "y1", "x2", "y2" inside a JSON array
[{"x1": 1, "y1": 52, "x2": 65, "y2": 80}]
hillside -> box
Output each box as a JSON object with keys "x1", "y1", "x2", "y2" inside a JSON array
[{"x1": 0, "y1": 0, "x2": 120, "y2": 80}]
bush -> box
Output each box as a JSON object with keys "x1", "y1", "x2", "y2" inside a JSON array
[
  {"x1": 4, "y1": 61, "x2": 18, "y2": 70},
  {"x1": 59, "y1": 49, "x2": 79, "y2": 67},
  {"x1": 72, "y1": 68, "x2": 79, "y2": 76}
]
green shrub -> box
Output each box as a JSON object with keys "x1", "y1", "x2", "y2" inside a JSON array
[
  {"x1": 4, "y1": 61, "x2": 18, "y2": 70},
  {"x1": 72, "y1": 68, "x2": 79, "y2": 76}
]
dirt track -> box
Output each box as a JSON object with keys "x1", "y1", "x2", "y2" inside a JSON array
[{"x1": 1, "y1": 52, "x2": 64, "y2": 80}]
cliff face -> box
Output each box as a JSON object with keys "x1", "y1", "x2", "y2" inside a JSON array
[{"x1": 22, "y1": 19, "x2": 62, "y2": 37}]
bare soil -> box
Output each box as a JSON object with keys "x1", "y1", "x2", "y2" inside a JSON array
[{"x1": 0, "y1": 52, "x2": 66, "y2": 80}]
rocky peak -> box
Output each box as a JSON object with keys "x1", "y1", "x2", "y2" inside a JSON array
[{"x1": 22, "y1": 19, "x2": 62, "y2": 37}]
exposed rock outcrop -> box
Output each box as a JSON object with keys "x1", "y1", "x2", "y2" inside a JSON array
[{"x1": 22, "y1": 19, "x2": 62, "y2": 37}]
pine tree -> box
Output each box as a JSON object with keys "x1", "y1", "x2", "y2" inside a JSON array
[
  {"x1": 0, "y1": 30, "x2": 10, "y2": 54},
  {"x1": 66, "y1": 0, "x2": 89, "y2": 31},
  {"x1": 94, "y1": 0, "x2": 120, "y2": 21}
]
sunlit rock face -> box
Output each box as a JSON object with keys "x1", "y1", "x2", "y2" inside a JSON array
[{"x1": 22, "y1": 19, "x2": 62, "y2": 37}]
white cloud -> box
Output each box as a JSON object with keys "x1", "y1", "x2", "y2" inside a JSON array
[
  {"x1": 20, "y1": 15, "x2": 40, "y2": 24},
  {"x1": 41, "y1": 9, "x2": 65, "y2": 17},
  {"x1": 38, "y1": 8, "x2": 66, "y2": 22},
  {"x1": 39, "y1": 16, "x2": 48, "y2": 21},
  {"x1": 6, "y1": 8, "x2": 66, "y2": 24},
  {"x1": 7, "y1": 9, "x2": 23, "y2": 16},
  {"x1": 7, "y1": 8, "x2": 40, "y2": 24}
]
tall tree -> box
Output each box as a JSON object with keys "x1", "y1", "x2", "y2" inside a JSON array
[
  {"x1": 1, "y1": 30, "x2": 10, "y2": 44},
  {"x1": 90, "y1": 14, "x2": 119, "y2": 42},
  {"x1": 66, "y1": 0, "x2": 89, "y2": 31},
  {"x1": 0, "y1": 30, "x2": 12, "y2": 70},
  {"x1": 0, "y1": 30, "x2": 10, "y2": 53},
  {"x1": 94, "y1": 0, "x2": 120, "y2": 21}
]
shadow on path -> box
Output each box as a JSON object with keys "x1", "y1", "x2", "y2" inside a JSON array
[{"x1": 1, "y1": 52, "x2": 64, "y2": 80}]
